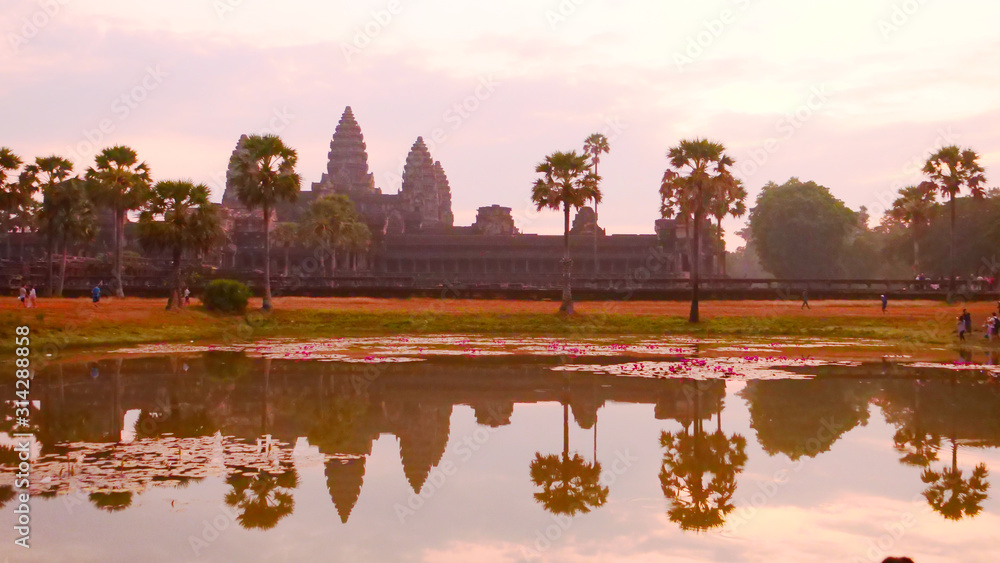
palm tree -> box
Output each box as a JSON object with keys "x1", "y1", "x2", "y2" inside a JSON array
[
  {"x1": 272, "y1": 222, "x2": 300, "y2": 277},
  {"x1": 24, "y1": 156, "x2": 74, "y2": 296},
  {"x1": 37, "y1": 178, "x2": 96, "y2": 296},
  {"x1": 0, "y1": 148, "x2": 23, "y2": 259},
  {"x1": 708, "y1": 176, "x2": 747, "y2": 278},
  {"x1": 86, "y1": 146, "x2": 152, "y2": 298},
  {"x1": 0, "y1": 148, "x2": 20, "y2": 187},
  {"x1": 922, "y1": 146, "x2": 987, "y2": 292},
  {"x1": 583, "y1": 133, "x2": 610, "y2": 268},
  {"x1": 660, "y1": 139, "x2": 735, "y2": 323},
  {"x1": 886, "y1": 183, "x2": 937, "y2": 274},
  {"x1": 531, "y1": 150, "x2": 601, "y2": 315},
  {"x1": 136, "y1": 181, "x2": 221, "y2": 310},
  {"x1": 302, "y1": 194, "x2": 368, "y2": 275},
  {"x1": 226, "y1": 134, "x2": 301, "y2": 310},
  {"x1": 340, "y1": 220, "x2": 372, "y2": 271},
  {"x1": 9, "y1": 176, "x2": 39, "y2": 265}
]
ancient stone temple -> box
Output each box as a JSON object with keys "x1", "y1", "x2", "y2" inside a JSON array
[{"x1": 218, "y1": 105, "x2": 716, "y2": 286}]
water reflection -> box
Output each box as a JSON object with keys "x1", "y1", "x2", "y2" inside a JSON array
[
  {"x1": 659, "y1": 381, "x2": 747, "y2": 531},
  {"x1": 225, "y1": 466, "x2": 299, "y2": 530},
  {"x1": 741, "y1": 378, "x2": 873, "y2": 460},
  {"x1": 529, "y1": 382, "x2": 608, "y2": 515},
  {"x1": 1, "y1": 351, "x2": 1000, "y2": 541},
  {"x1": 89, "y1": 491, "x2": 133, "y2": 512},
  {"x1": 879, "y1": 376, "x2": 994, "y2": 520}
]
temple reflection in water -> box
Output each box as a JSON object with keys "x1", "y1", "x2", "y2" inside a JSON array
[{"x1": 1, "y1": 352, "x2": 999, "y2": 532}]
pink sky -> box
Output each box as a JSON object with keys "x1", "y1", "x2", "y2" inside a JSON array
[{"x1": 3, "y1": 0, "x2": 999, "y2": 249}]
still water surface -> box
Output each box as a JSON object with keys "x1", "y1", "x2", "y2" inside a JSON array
[{"x1": 1, "y1": 338, "x2": 999, "y2": 562}]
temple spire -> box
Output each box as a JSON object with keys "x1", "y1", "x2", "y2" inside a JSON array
[
  {"x1": 400, "y1": 138, "x2": 454, "y2": 230},
  {"x1": 314, "y1": 106, "x2": 376, "y2": 195},
  {"x1": 325, "y1": 457, "x2": 367, "y2": 524}
]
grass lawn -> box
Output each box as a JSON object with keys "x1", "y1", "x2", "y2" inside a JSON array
[{"x1": 0, "y1": 296, "x2": 987, "y2": 355}]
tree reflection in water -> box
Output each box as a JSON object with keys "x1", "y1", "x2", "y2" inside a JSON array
[
  {"x1": 659, "y1": 381, "x2": 747, "y2": 531},
  {"x1": 530, "y1": 452, "x2": 607, "y2": 515},
  {"x1": 921, "y1": 463, "x2": 989, "y2": 520},
  {"x1": 880, "y1": 376, "x2": 994, "y2": 520},
  {"x1": 741, "y1": 379, "x2": 872, "y2": 460},
  {"x1": 920, "y1": 378, "x2": 989, "y2": 520},
  {"x1": 529, "y1": 397, "x2": 608, "y2": 516},
  {"x1": 89, "y1": 491, "x2": 134, "y2": 512},
  {"x1": 224, "y1": 468, "x2": 299, "y2": 530},
  {"x1": 0, "y1": 485, "x2": 16, "y2": 509}
]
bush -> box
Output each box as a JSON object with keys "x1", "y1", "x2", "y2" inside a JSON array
[{"x1": 203, "y1": 280, "x2": 252, "y2": 314}]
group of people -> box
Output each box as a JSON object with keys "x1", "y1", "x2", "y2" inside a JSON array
[
  {"x1": 957, "y1": 307, "x2": 1000, "y2": 341},
  {"x1": 17, "y1": 284, "x2": 37, "y2": 308},
  {"x1": 16, "y1": 283, "x2": 193, "y2": 307}
]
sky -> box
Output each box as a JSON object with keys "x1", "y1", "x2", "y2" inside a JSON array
[{"x1": 3, "y1": 0, "x2": 1000, "y2": 250}]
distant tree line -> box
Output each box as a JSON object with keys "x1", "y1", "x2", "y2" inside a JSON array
[{"x1": 732, "y1": 144, "x2": 991, "y2": 284}]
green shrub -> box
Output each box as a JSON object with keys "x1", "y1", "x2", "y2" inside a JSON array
[{"x1": 203, "y1": 280, "x2": 252, "y2": 314}]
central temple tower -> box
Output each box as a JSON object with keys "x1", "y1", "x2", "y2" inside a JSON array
[{"x1": 313, "y1": 106, "x2": 377, "y2": 197}]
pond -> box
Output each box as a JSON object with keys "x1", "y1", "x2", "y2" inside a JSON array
[{"x1": 2, "y1": 337, "x2": 999, "y2": 562}]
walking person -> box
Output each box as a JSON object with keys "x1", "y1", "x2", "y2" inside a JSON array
[
  {"x1": 92, "y1": 283, "x2": 102, "y2": 306},
  {"x1": 183, "y1": 286, "x2": 191, "y2": 306},
  {"x1": 880, "y1": 294, "x2": 888, "y2": 314},
  {"x1": 992, "y1": 313, "x2": 1000, "y2": 342},
  {"x1": 964, "y1": 309, "x2": 973, "y2": 338},
  {"x1": 17, "y1": 284, "x2": 26, "y2": 308},
  {"x1": 958, "y1": 313, "x2": 967, "y2": 341},
  {"x1": 27, "y1": 284, "x2": 36, "y2": 308},
  {"x1": 801, "y1": 287, "x2": 811, "y2": 310}
]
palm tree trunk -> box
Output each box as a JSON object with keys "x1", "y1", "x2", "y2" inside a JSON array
[
  {"x1": 262, "y1": 203, "x2": 272, "y2": 311},
  {"x1": 283, "y1": 247, "x2": 290, "y2": 276},
  {"x1": 46, "y1": 232, "x2": 54, "y2": 297},
  {"x1": 167, "y1": 246, "x2": 181, "y2": 309},
  {"x1": 112, "y1": 359, "x2": 122, "y2": 440},
  {"x1": 718, "y1": 216, "x2": 726, "y2": 278},
  {"x1": 262, "y1": 357, "x2": 271, "y2": 436},
  {"x1": 689, "y1": 213, "x2": 701, "y2": 323},
  {"x1": 593, "y1": 161, "x2": 599, "y2": 274},
  {"x1": 949, "y1": 196, "x2": 956, "y2": 293},
  {"x1": 562, "y1": 401, "x2": 569, "y2": 460},
  {"x1": 559, "y1": 202, "x2": 574, "y2": 314},
  {"x1": 913, "y1": 229, "x2": 921, "y2": 273},
  {"x1": 693, "y1": 380, "x2": 702, "y2": 435},
  {"x1": 57, "y1": 236, "x2": 67, "y2": 297},
  {"x1": 593, "y1": 413, "x2": 598, "y2": 461},
  {"x1": 114, "y1": 208, "x2": 125, "y2": 298},
  {"x1": 951, "y1": 439, "x2": 958, "y2": 473}
]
